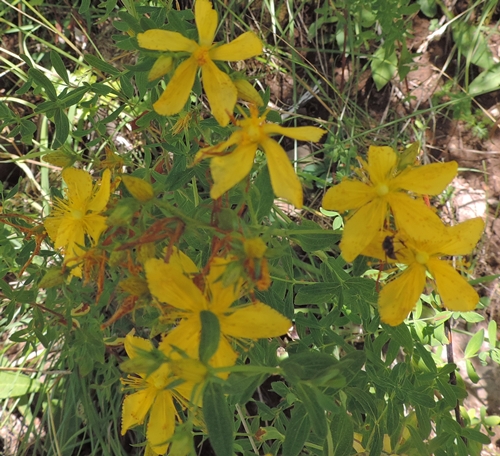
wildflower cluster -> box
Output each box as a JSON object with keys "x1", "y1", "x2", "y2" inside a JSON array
[
  {"x1": 2, "y1": 0, "x2": 489, "y2": 454},
  {"x1": 322, "y1": 145, "x2": 484, "y2": 326}
]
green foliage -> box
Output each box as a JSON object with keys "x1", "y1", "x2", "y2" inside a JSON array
[{"x1": 0, "y1": 0, "x2": 496, "y2": 455}]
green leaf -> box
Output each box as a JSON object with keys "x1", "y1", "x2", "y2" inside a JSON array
[
  {"x1": 465, "y1": 359, "x2": 480, "y2": 384},
  {"x1": 453, "y1": 22, "x2": 495, "y2": 70},
  {"x1": 50, "y1": 50, "x2": 70, "y2": 84},
  {"x1": 28, "y1": 68, "x2": 57, "y2": 101},
  {"x1": 418, "y1": 0, "x2": 437, "y2": 17},
  {"x1": 79, "y1": 0, "x2": 90, "y2": 13},
  {"x1": 20, "y1": 119, "x2": 37, "y2": 145},
  {"x1": 203, "y1": 382, "x2": 234, "y2": 456},
  {"x1": 60, "y1": 86, "x2": 88, "y2": 108},
  {"x1": 288, "y1": 220, "x2": 340, "y2": 252},
  {"x1": 199, "y1": 310, "x2": 220, "y2": 363},
  {"x1": 0, "y1": 371, "x2": 41, "y2": 398},
  {"x1": 296, "y1": 383, "x2": 328, "y2": 439},
  {"x1": 84, "y1": 54, "x2": 121, "y2": 76},
  {"x1": 461, "y1": 428, "x2": 491, "y2": 445},
  {"x1": 469, "y1": 63, "x2": 500, "y2": 96},
  {"x1": 371, "y1": 46, "x2": 397, "y2": 91},
  {"x1": 408, "y1": 425, "x2": 430, "y2": 455},
  {"x1": 488, "y1": 320, "x2": 497, "y2": 349},
  {"x1": 330, "y1": 407, "x2": 354, "y2": 456},
  {"x1": 464, "y1": 329, "x2": 484, "y2": 359},
  {"x1": 345, "y1": 387, "x2": 378, "y2": 418},
  {"x1": 53, "y1": 109, "x2": 70, "y2": 148},
  {"x1": 282, "y1": 404, "x2": 310, "y2": 456}
]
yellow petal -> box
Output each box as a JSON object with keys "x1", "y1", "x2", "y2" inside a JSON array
[
  {"x1": 388, "y1": 193, "x2": 447, "y2": 241},
  {"x1": 209, "y1": 31, "x2": 263, "y2": 61},
  {"x1": 201, "y1": 59, "x2": 237, "y2": 126},
  {"x1": 160, "y1": 319, "x2": 201, "y2": 360},
  {"x1": 168, "y1": 247, "x2": 199, "y2": 274},
  {"x1": 263, "y1": 124, "x2": 325, "y2": 142},
  {"x1": 322, "y1": 180, "x2": 375, "y2": 212},
  {"x1": 209, "y1": 336, "x2": 238, "y2": 372},
  {"x1": 206, "y1": 258, "x2": 242, "y2": 313},
  {"x1": 125, "y1": 333, "x2": 154, "y2": 359},
  {"x1": 145, "y1": 259, "x2": 205, "y2": 311},
  {"x1": 153, "y1": 56, "x2": 198, "y2": 116},
  {"x1": 340, "y1": 198, "x2": 387, "y2": 263},
  {"x1": 427, "y1": 258, "x2": 479, "y2": 311},
  {"x1": 62, "y1": 168, "x2": 92, "y2": 205},
  {"x1": 55, "y1": 216, "x2": 85, "y2": 251},
  {"x1": 261, "y1": 136, "x2": 303, "y2": 208},
  {"x1": 147, "y1": 390, "x2": 176, "y2": 455},
  {"x1": 44, "y1": 216, "x2": 62, "y2": 242},
  {"x1": 220, "y1": 301, "x2": 291, "y2": 339},
  {"x1": 137, "y1": 30, "x2": 198, "y2": 52},
  {"x1": 82, "y1": 214, "x2": 107, "y2": 244},
  {"x1": 195, "y1": 0, "x2": 218, "y2": 47},
  {"x1": 121, "y1": 387, "x2": 156, "y2": 434},
  {"x1": 378, "y1": 263, "x2": 427, "y2": 326},
  {"x1": 209, "y1": 143, "x2": 257, "y2": 199},
  {"x1": 439, "y1": 217, "x2": 484, "y2": 256},
  {"x1": 148, "y1": 55, "x2": 174, "y2": 81},
  {"x1": 366, "y1": 146, "x2": 397, "y2": 185},
  {"x1": 88, "y1": 168, "x2": 111, "y2": 213},
  {"x1": 391, "y1": 161, "x2": 458, "y2": 195},
  {"x1": 194, "y1": 132, "x2": 242, "y2": 163}
]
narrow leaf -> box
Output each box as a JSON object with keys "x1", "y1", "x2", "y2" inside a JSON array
[
  {"x1": 50, "y1": 50, "x2": 70, "y2": 84},
  {"x1": 282, "y1": 404, "x2": 310, "y2": 456},
  {"x1": 464, "y1": 329, "x2": 484, "y2": 359},
  {"x1": 203, "y1": 382, "x2": 233, "y2": 456}
]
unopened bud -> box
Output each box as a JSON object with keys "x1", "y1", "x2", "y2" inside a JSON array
[
  {"x1": 148, "y1": 55, "x2": 173, "y2": 81},
  {"x1": 43, "y1": 149, "x2": 76, "y2": 168},
  {"x1": 106, "y1": 199, "x2": 139, "y2": 226},
  {"x1": 119, "y1": 276, "x2": 150, "y2": 296},
  {"x1": 233, "y1": 78, "x2": 264, "y2": 106},
  {"x1": 122, "y1": 175, "x2": 154, "y2": 202},
  {"x1": 244, "y1": 237, "x2": 267, "y2": 259},
  {"x1": 39, "y1": 267, "x2": 65, "y2": 288}
]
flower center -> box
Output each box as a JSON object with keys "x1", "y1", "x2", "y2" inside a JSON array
[
  {"x1": 193, "y1": 46, "x2": 210, "y2": 66},
  {"x1": 71, "y1": 209, "x2": 84, "y2": 220},
  {"x1": 246, "y1": 123, "x2": 262, "y2": 143},
  {"x1": 415, "y1": 251, "x2": 429, "y2": 264},
  {"x1": 376, "y1": 183, "x2": 389, "y2": 197}
]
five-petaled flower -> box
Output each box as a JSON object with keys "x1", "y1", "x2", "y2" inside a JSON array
[
  {"x1": 362, "y1": 217, "x2": 484, "y2": 326},
  {"x1": 145, "y1": 253, "x2": 291, "y2": 369},
  {"x1": 194, "y1": 105, "x2": 325, "y2": 208},
  {"x1": 137, "y1": 0, "x2": 263, "y2": 126},
  {"x1": 44, "y1": 168, "x2": 111, "y2": 277},
  {"x1": 322, "y1": 145, "x2": 458, "y2": 263},
  {"x1": 121, "y1": 333, "x2": 201, "y2": 455}
]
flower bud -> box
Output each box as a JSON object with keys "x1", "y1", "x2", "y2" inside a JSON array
[
  {"x1": 39, "y1": 267, "x2": 65, "y2": 288},
  {"x1": 148, "y1": 55, "x2": 173, "y2": 81},
  {"x1": 233, "y1": 78, "x2": 264, "y2": 106},
  {"x1": 119, "y1": 276, "x2": 150, "y2": 296},
  {"x1": 122, "y1": 175, "x2": 154, "y2": 202},
  {"x1": 244, "y1": 237, "x2": 267, "y2": 259}
]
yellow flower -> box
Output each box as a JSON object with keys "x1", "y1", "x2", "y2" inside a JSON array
[
  {"x1": 121, "y1": 334, "x2": 200, "y2": 455},
  {"x1": 322, "y1": 145, "x2": 458, "y2": 262},
  {"x1": 363, "y1": 217, "x2": 484, "y2": 326},
  {"x1": 137, "y1": 0, "x2": 263, "y2": 126},
  {"x1": 44, "y1": 168, "x2": 111, "y2": 277},
  {"x1": 194, "y1": 105, "x2": 326, "y2": 207},
  {"x1": 145, "y1": 255, "x2": 291, "y2": 368}
]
